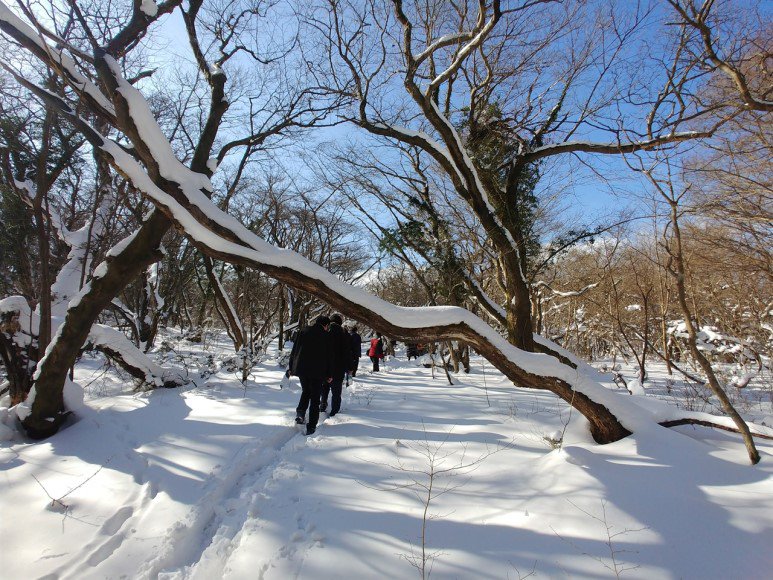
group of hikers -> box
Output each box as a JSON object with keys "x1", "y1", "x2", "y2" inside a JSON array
[{"x1": 286, "y1": 314, "x2": 386, "y2": 435}]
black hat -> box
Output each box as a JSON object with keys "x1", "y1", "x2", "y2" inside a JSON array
[
  {"x1": 316, "y1": 315, "x2": 331, "y2": 326},
  {"x1": 331, "y1": 313, "x2": 343, "y2": 325}
]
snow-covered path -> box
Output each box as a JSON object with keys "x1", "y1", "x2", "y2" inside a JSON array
[{"x1": 2, "y1": 351, "x2": 773, "y2": 579}]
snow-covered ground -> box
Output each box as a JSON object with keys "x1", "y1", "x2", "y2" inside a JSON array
[{"x1": 1, "y1": 331, "x2": 772, "y2": 579}]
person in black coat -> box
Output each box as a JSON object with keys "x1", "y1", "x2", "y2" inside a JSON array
[
  {"x1": 348, "y1": 325, "x2": 362, "y2": 379},
  {"x1": 288, "y1": 315, "x2": 332, "y2": 435},
  {"x1": 320, "y1": 313, "x2": 351, "y2": 416},
  {"x1": 346, "y1": 326, "x2": 362, "y2": 385}
]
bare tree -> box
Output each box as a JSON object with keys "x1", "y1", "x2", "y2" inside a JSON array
[
  {"x1": 304, "y1": 0, "x2": 728, "y2": 355},
  {"x1": 0, "y1": 0, "x2": 340, "y2": 437},
  {"x1": 669, "y1": 0, "x2": 772, "y2": 112},
  {"x1": 635, "y1": 156, "x2": 760, "y2": 463},
  {"x1": 1, "y1": 0, "x2": 770, "y2": 459}
]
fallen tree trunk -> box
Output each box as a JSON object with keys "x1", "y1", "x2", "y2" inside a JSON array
[{"x1": 660, "y1": 419, "x2": 773, "y2": 441}]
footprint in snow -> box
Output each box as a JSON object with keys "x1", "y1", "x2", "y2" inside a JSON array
[
  {"x1": 85, "y1": 534, "x2": 124, "y2": 567},
  {"x1": 99, "y1": 506, "x2": 133, "y2": 536},
  {"x1": 305, "y1": 521, "x2": 324, "y2": 543}
]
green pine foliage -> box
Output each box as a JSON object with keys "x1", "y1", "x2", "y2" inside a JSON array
[{"x1": 458, "y1": 102, "x2": 542, "y2": 274}]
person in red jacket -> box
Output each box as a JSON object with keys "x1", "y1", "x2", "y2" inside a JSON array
[{"x1": 368, "y1": 332, "x2": 385, "y2": 372}]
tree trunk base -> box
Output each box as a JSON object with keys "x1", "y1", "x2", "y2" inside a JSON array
[{"x1": 22, "y1": 411, "x2": 69, "y2": 440}]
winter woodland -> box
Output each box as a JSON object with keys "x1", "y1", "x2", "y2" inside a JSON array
[{"x1": 0, "y1": 1, "x2": 771, "y2": 578}]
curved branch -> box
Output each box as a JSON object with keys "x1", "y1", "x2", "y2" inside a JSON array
[
  {"x1": 106, "y1": 0, "x2": 183, "y2": 58},
  {"x1": 524, "y1": 131, "x2": 714, "y2": 163},
  {"x1": 0, "y1": 3, "x2": 117, "y2": 123},
  {"x1": 668, "y1": 0, "x2": 773, "y2": 112},
  {"x1": 660, "y1": 418, "x2": 773, "y2": 440}
]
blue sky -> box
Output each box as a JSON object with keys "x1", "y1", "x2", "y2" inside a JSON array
[{"x1": 144, "y1": 0, "x2": 763, "y2": 242}]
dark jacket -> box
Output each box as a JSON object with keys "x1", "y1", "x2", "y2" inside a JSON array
[
  {"x1": 288, "y1": 321, "x2": 333, "y2": 379},
  {"x1": 329, "y1": 321, "x2": 352, "y2": 380},
  {"x1": 349, "y1": 330, "x2": 362, "y2": 361}
]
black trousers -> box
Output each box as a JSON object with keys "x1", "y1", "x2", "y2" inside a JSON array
[
  {"x1": 320, "y1": 378, "x2": 343, "y2": 414},
  {"x1": 370, "y1": 356, "x2": 380, "y2": 372},
  {"x1": 296, "y1": 376, "x2": 324, "y2": 429}
]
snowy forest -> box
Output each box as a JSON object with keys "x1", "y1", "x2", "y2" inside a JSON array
[{"x1": 0, "y1": 1, "x2": 771, "y2": 578}]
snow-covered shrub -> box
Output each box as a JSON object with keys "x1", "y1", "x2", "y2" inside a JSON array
[
  {"x1": 198, "y1": 354, "x2": 218, "y2": 379},
  {"x1": 183, "y1": 328, "x2": 203, "y2": 343},
  {"x1": 667, "y1": 321, "x2": 761, "y2": 366}
]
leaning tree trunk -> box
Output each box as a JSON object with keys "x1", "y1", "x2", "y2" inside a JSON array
[
  {"x1": 21, "y1": 210, "x2": 172, "y2": 437},
  {"x1": 202, "y1": 254, "x2": 244, "y2": 351},
  {"x1": 118, "y1": 185, "x2": 633, "y2": 443},
  {"x1": 667, "y1": 202, "x2": 760, "y2": 464}
]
